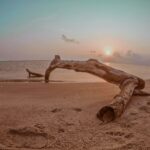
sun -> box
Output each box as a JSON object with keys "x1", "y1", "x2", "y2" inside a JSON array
[{"x1": 103, "y1": 46, "x2": 113, "y2": 56}]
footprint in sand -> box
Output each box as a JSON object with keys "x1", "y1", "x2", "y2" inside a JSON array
[
  {"x1": 51, "y1": 108, "x2": 62, "y2": 113},
  {"x1": 51, "y1": 107, "x2": 82, "y2": 113},
  {"x1": 58, "y1": 128, "x2": 65, "y2": 133},
  {"x1": 105, "y1": 131, "x2": 125, "y2": 136},
  {"x1": 105, "y1": 131, "x2": 134, "y2": 139},
  {"x1": 124, "y1": 133, "x2": 134, "y2": 139},
  {"x1": 72, "y1": 107, "x2": 82, "y2": 112},
  {"x1": 7, "y1": 124, "x2": 51, "y2": 149}
]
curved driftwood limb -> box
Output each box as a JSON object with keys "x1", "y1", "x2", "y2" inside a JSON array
[
  {"x1": 26, "y1": 68, "x2": 44, "y2": 78},
  {"x1": 97, "y1": 78, "x2": 138, "y2": 122},
  {"x1": 45, "y1": 55, "x2": 149, "y2": 122}
]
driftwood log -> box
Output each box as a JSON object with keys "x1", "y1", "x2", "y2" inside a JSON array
[
  {"x1": 45, "y1": 55, "x2": 150, "y2": 122},
  {"x1": 26, "y1": 68, "x2": 44, "y2": 78}
]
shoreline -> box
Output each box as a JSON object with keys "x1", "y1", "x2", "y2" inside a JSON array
[
  {"x1": 0, "y1": 79, "x2": 103, "y2": 83},
  {"x1": 0, "y1": 79, "x2": 63, "y2": 83},
  {"x1": 0, "y1": 78, "x2": 149, "y2": 83}
]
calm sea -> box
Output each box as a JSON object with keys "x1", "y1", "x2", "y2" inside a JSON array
[{"x1": 0, "y1": 60, "x2": 150, "y2": 82}]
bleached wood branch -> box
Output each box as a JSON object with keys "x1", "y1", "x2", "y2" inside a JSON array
[
  {"x1": 26, "y1": 68, "x2": 44, "y2": 78},
  {"x1": 45, "y1": 55, "x2": 150, "y2": 122}
]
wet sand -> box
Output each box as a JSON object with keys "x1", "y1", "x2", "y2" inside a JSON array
[{"x1": 0, "y1": 82, "x2": 150, "y2": 150}]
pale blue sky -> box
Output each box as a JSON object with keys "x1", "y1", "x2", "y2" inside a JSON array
[{"x1": 0, "y1": 0, "x2": 150, "y2": 61}]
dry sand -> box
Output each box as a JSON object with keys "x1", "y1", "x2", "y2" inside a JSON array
[{"x1": 0, "y1": 81, "x2": 150, "y2": 150}]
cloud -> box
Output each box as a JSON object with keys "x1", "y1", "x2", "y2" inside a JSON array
[
  {"x1": 61, "y1": 34, "x2": 79, "y2": 44},
  {"x1": 90, "y1": 49, "x2": 150, "y2": 66},
  {"x1": 102, "y1": 50, "x2": 150, "y2": 65}
]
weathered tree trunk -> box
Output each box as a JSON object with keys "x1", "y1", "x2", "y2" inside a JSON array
[
  {"x1": 26, "y1": 69, "x2": 44, "y2": 78},
  {"x1": 45, "y1": 55, "x2": 150, "y2": 122},
  {"x1": 97, "y1": 78, "x2": 138, "y2": 122}
]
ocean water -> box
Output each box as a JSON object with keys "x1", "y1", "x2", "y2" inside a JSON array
[{"x1": 0, "y1": 60, "x2": 150, "y2": 82}]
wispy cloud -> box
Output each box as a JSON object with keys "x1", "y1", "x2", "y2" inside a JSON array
[{"x1": 61, "y1": 34, "x2": 79, "y2": 44}]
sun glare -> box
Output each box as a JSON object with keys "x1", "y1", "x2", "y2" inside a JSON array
[{"x1": 104, "y1": 47, "x2": 113, "y2": 56}]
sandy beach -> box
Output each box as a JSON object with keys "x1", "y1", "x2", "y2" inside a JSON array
[
  {"x1": 1, "y1": 0, "x2": 150, "y2": 149},
  {"x1": 0, "y1": 81, "x2": 150, "y2": 150}
]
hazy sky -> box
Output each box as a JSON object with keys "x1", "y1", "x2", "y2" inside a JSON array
[{"x1": 0, "y1": 0, "x2": 150, "y2": 61}]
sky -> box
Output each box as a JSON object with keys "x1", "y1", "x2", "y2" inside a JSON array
[{"x1": 0, "y1": 0, "x2": 150, "y2": 64}]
